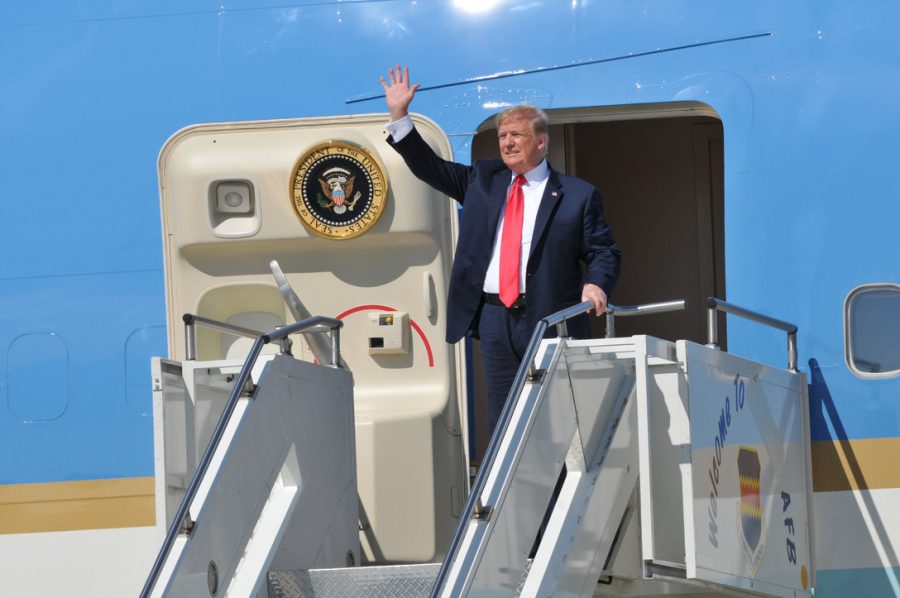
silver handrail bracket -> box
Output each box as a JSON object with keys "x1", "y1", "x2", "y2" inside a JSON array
[
  {"x1": 182, "y1": 313, "x2": 340, "y2": 367},
  {"x1": 605, "y1": 299, "x2": 687, "y2": 338},
  {"x1": 705, "y1": 297, "x2": 799, "y2": 371}
]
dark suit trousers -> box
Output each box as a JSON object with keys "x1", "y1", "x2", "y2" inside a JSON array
[
  {"x1": 480, "y1": 302, "x2": 565, "y2": 555},
  {"x1": 478, "y1": 303, "x2": 532, "y2": 437}
]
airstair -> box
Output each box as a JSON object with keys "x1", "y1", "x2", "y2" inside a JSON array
[
  {"x1": 425, "y1": 298, "x2": 812, "y2": 598},
  {"x1": 142, "y1": 293, "x2": 814, "y2": 598}
]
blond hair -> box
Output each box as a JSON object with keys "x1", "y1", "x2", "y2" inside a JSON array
[{"x1": 494, "y1": 104, "x2": 549, "y2": 136}]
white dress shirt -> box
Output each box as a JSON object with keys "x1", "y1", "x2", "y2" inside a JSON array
[{"x1": 482, "y1": 163, "x2": 549, "y2": 294}]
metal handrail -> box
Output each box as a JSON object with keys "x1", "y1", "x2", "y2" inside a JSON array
[
  {"x1": 605, "y1": 299, "x2": 687, "y2": 337},
  {"x1": 140, "y1": 315, "x2": 343, "y2": 598},
  {"x1": 705, "y1": 297, "x2": 798, "y2": 371},
  {"x1": 430, "y1": 298, "x2": 686, "y2": 597},
  {"x1": 182, "y1": 313, "x2": 293, "y2": 361}
]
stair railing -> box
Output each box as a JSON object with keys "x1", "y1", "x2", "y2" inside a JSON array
[
  {"x1": 181, "y1": 313, "x2": 295, "y2": 361},
  {"x1": 431, "y1": 298, "x2": 685, "y2": 597},
  {"x1": 705, "y1": 297, "x2": 798, "y2": 371},
  {"x1": 140, "y1": 315, "x2": 343, "y2": 598}
]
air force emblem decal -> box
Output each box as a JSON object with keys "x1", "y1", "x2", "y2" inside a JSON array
[
  {"x1": 738, "y1": 446, "x2": 765, "y2": 573},
  {"x1": 290, "y1": 140, "x2": 388, "y2": 240}
]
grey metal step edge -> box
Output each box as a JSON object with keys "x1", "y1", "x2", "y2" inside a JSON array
[{"x1": 268, "y1": 563, "x2": 442, "y2": 598}]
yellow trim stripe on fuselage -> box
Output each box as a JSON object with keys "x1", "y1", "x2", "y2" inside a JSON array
[
  {"x1": 0, "y1": 476, "x2": 154, "y2": 535},
  {"x1": 811, "y1": 437, "x2": 900, "y2": 493},
  {"x1": 0, "y1": 437, "x2": 896, "y2": 535}
]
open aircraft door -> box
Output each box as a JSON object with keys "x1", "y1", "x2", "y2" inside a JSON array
[{"x1": 156, "y1": 113, "x2": 468, "y2": 565}]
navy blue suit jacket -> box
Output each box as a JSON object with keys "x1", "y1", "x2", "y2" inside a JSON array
[{"x1": 388, "y1": 126, "x2": 621, "y2": 343}]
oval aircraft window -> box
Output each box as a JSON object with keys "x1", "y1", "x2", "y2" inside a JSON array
[{"x1": 845, "y1": 283, "x2": 900, "y2": 377}]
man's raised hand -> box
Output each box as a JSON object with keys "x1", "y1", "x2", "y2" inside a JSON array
[{"x1": 380, "y1": 65, "x2": 420, "y2": 121}]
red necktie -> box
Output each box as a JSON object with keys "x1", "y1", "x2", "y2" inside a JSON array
[{"x1": 499, "y1": 175, "x2": 526, "y2": 307}]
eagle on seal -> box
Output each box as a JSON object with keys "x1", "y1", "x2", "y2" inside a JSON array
[{"x1": 318, "y1": 175, "x2": 356, "y2": 213}]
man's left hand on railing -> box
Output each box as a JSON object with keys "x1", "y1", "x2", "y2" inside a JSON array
[{"x1": 581, "y1": 283, "x2": 608, "y2": 316}]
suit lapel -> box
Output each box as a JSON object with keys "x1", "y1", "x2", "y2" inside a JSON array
[{"x1": 528, "y1": 168, "x2": 564, "y2": 261}]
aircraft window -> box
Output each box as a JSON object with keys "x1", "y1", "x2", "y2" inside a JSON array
[{"x1": 845, "y1": 283, "x2": 900, "y2": 377}]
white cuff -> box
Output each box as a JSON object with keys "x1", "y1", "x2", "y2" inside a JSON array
[{"x1": 385, "y1": 115, "x2": 414, "y2": 142}]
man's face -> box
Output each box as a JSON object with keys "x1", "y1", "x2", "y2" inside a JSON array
[{"x1": 497, "y1": 113, "x2": 547, "y2": 175}]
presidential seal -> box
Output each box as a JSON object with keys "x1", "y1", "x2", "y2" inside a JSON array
[{"x1": 290, "y1": 140, "x2": 388, "y2": 240}]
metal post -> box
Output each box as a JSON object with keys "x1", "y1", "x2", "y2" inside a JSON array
[
  {"x1": 788, "y1": 331, "x2": 798, "y2": 372},
  {"x1": 331, "y1": 329, "x2": 341, "y2": 368},
  {"x1": 605, "y1": 311, "x2": 616, "y2": 338},
  {"x1": 707, "y1": 305, "x2": 719, "y2": 348},
  {"x1": 183, "y1": 314, "x2": 197, "y2": 361}
]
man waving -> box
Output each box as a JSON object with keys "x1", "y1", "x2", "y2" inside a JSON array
[{"x1": 381, "y1": 65, "x2": 621, "y2": 435}]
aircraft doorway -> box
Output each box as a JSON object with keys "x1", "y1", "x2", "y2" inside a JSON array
[{"x1": 470, "y1": 102, "x2": 725, "y2": 457}]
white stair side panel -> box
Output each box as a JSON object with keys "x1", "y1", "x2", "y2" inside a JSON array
[{"x1": 161, "y1": 355, "x2": 356, "y2": 597}]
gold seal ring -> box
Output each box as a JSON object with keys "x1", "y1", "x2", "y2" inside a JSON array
[{"x1": 290, "y1": 140, "x2": 389, "y2": 240}]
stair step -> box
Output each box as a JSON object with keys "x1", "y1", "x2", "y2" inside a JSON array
[{"x1": 268, "y1": 563, "x2": 441, "y2": 598}]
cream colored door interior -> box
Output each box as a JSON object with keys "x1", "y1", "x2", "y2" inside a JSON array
[{"x1": 158, "y1": 113, "x2": 468, "y2": 564}]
